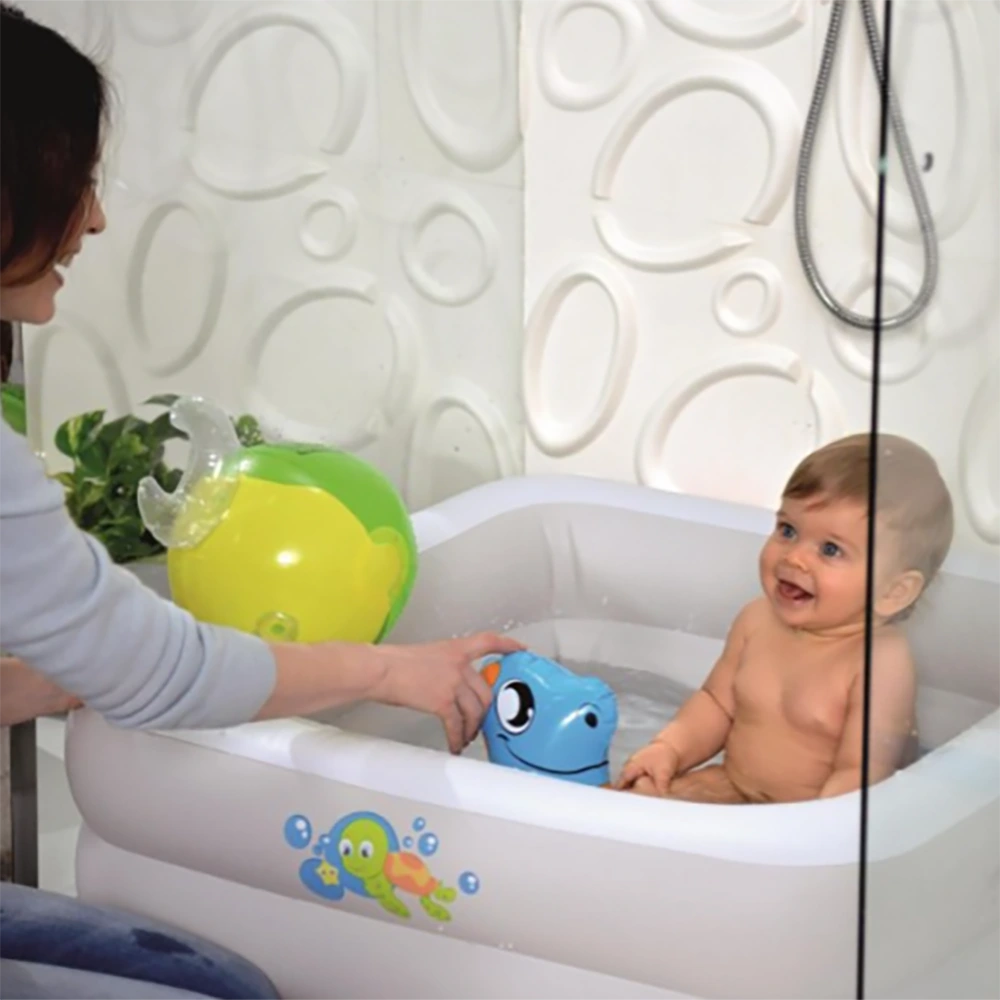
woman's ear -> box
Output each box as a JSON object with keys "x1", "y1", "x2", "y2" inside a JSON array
[{"x1": 875, "y1": 569, "x2": 925, "y2": 620}]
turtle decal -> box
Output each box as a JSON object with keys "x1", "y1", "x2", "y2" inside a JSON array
[
  {"x1": 338, "y1": 816, "x2": 457, "y2": 921},
  {"x1": 285, "y1": 810, "x2": 475, "y2": 923}
]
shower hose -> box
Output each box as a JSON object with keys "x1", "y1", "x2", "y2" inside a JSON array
[{"x1": 794, "y1": 0, "x2": 938, "y2": 329}]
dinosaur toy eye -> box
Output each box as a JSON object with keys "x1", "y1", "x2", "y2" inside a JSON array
[
  {"x1": 359, "y1": 841, "x2": 374, "y2": 859},
  {"x1": 339, "y1": 839, "x2": 353, "y2": 857},
  {"x1": 496, "y1": 680, "x2": 535, "y2": 735}
]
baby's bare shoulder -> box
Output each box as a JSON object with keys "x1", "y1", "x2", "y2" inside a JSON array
[
  {"x1": 731, "y1": 597, "x2": 780, "y2": 643},
  {"x1": 735, "y1": 597, "x2": 771, "y2": 629},
  {"x1": 871, "y1": 627, "x2": 915, "y2": 676},
  {"x1": 837, "y1": 627, "x2": 914, "y2": 688}
]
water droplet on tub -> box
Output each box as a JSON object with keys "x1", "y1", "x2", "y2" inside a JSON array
[
  {"x1": 418, "y1": 833, "x2": 439, "y2": 856},
  {"x1": 412, "y1": 817, "x2": 426, "y2": 832},
  {"x1": 403, "y1": 836, "x2": 414, "y2": 849}
]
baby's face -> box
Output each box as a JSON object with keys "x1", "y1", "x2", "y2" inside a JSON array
[{"x1": 759, "y1": 494, "x2": 876, "y2": 632}]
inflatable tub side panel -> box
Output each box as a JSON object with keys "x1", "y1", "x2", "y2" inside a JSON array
[{"x1": 67, "y1": 716, "x2": 857, "y2": 999}]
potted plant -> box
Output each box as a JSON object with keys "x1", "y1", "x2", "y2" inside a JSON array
[{"x1": 1, "y1": 389, "x2": 262, "y2": 572}]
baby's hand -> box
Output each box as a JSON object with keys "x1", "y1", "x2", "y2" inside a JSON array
[
  {"x1": 614, "y1": 741, "x2": 680, "y2": 795},
  {"x1": 628, "y1": 775, "x2": 661, "y2": 797}
]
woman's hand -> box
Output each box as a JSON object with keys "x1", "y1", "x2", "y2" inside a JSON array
[
  {"x1": 613, "y1": 740, "x2": 680, "y2": 795},
  {"x1": 0, "y1": 656, "x2": 82, "y2": 727},
  {"x1": 373, "y1": 633, "x2": 524, "y2": 753},
  {"x1": 260, "y1": 632, "x2": 524, "y2": 749}
]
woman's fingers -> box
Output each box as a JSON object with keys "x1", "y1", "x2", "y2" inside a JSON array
[
  {"x1": 464, "y1": 663, "x2": 494, "y2": 711},
  {"x1": 462, "y1": 631, "x2": 524, "y2": 660},
  {"x1": 441, "y1": 705, "x2": 466, "y2": 755},
  {"x1": 456, "y1": 682, "x2": 486, "y2": 748}
]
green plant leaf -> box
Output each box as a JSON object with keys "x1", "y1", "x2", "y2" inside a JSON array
[
  {"x1": 161, "y1": 466, "x2": 183, "y2": 492},
  {"x1": 234, "y1": 413, "x2": 264, "y2": 447},
  {"x1": 75, "y1": 438, "x2": 111, "y2": 477},
  {"x1": 1, "y1": 383, "x2": 27, "y2": 435},
  {"x1": 54, "y1": 410, "x2": 105, "y2": 459},
  {"x1": 76, "y1": 479, "x2": 107, "y2": 511},
  {"x1": 109, "y1": 430, "x2": 148, "y2": 463},
  {"x1": 52, "y1": 394, "x2": 261, "y2": 565},
  {"x1": 97, "y1": 415, "x2": 139, "y2": 447},
  {"x1": 147, "y1": 410, "x2": 187, "y2": 445},
  {"x1": 143, "y1": 394, "x2": 180, "y2": 408}
]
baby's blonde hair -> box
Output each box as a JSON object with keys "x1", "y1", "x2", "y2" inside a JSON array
[{"x1": 783, "y1": 433, "x2": 954, "y2": 593}]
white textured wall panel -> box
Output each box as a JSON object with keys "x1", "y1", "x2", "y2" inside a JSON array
[
  {"x1": 17, "y1": 0, "x2": 1000, "y2": 557},
  {"x1": 523, "y1": 0, "x2": 999, "y2": 556},
  {"x1": 20, "y1": 0, "x2": 526, "y2": 510}
]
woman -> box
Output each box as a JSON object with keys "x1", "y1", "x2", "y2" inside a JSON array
[{"x1": 0, "y1": 5, "x2": 519, "y2": 997}]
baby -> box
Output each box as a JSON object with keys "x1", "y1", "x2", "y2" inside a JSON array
[{"x1": 615, "y1": 433, "x2": 954, "y2": 804}]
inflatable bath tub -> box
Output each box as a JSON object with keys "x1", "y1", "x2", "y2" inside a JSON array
[{"x1": 66, "y1": 476, "x2": 999, "y2": 999}]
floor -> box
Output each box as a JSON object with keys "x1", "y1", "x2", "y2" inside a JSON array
[{"x1": 35, "y1": 716, "x2": 80, "y2": 897}]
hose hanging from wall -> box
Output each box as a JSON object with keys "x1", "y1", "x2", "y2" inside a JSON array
[{"x1": 794, "y1": 0, "x2": 938, "y2": 330}]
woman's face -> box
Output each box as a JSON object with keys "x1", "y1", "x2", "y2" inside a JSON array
[{"x1": 0, "y1": 189, "x2": 106, "y2": 325}]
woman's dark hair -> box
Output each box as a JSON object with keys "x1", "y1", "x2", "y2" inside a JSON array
[
  {"x1": 1, "y1": 319, "x2": 14, "y2": 380},
  {"x1": 1, "y1": 2, "x2": 109, "y2": 286}
]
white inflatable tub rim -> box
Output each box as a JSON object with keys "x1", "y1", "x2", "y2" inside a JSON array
[{"x1": 146, "y1": 475, "x2": 998, "y2": 869}]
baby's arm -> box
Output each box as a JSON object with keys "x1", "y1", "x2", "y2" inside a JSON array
[
  {"x1": 615, "y1": 601, "x2": 754, "y2": 792},
  {"x1": 819, "y1": 633, "x2": 916, "y2": 799}
]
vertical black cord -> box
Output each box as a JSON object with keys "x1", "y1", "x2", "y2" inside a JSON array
[{"x1": 857, "y1": 1, "x2": 895, "y2": 996}]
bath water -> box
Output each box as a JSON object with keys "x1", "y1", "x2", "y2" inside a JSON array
[
  {"x1": 560, "y1": 660, "x2": 693, "y2": 778},
  {"x1": 323, "y1": 658, "x2": 697, "y2": 781}
]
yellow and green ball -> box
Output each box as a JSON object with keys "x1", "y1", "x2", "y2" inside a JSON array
[{"x1": 167, "y1": 443, "x2": 417, "y2": 644}]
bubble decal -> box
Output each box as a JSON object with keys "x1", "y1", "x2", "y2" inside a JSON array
[
  {"x1": 283, "y1": 814, "x2": 312, "y2": 850},
  {"x1": 458, "y1": 871, "x2": 481, "y2": 895}
]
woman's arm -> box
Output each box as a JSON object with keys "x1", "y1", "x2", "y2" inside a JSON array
[
  {"x1": 0, "y1": 421, "x2": 520, "y2": 742},
  {"x1": 259, "y1": 631, "x2": 522, "y2": 752},
  {"x1": 1, "y1": 420, "x2": 277, "y2": 729}
]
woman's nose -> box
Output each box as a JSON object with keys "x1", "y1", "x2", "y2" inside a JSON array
[{"x1": 87, "y1": 195, "x2": 107, "y2": 235}]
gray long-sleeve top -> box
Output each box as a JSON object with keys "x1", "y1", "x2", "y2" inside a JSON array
[{"x1": 0, "y1": 418, "x2": 277, "y2": 729}]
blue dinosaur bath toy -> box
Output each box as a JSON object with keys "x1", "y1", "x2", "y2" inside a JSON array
[{"x1": 479, "y1": 651, "x2": 618, "y2": 787}]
